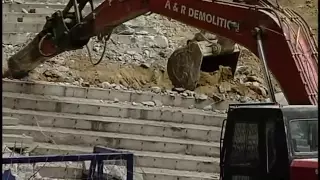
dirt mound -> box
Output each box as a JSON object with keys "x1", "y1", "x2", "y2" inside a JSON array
[{"x1": 26, "y1": 47, "x2": 274, "y2": 102}]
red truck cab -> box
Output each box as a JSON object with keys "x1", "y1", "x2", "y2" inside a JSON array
[
  {"x1": 289, "y1": 115, "x2": 318, "y2": 180},
  {"x1": 220, "y1": 104, "x2": 318, "y2": 180},
  {"x1": 291, "y1": 159, "x2": 318, "y2": 180}
]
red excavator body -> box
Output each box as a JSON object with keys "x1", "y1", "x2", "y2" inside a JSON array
[{"x1": 290, "y1": 159, "x2": 318, "y2": 180}]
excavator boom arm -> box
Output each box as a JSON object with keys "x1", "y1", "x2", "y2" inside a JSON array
[{"x1": 4, "y1": 0, "x2": 318, "y2": 105}]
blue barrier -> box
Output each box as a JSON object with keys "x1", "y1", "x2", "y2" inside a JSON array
[
  {"x1": 89, "y1": 146, "x2": 134, "y2": 180},
  {"x1": 2, "y1": 146, "x2": 134, "y2": 180}
]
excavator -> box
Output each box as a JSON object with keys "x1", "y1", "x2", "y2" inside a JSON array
[{"x1": 2, "y1": 0, "x2": 318, "y2": 179}]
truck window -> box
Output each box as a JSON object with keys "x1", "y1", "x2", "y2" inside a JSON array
[
  {"x1": 266, "y1": 122, "x2": 276, "y2": 171},
  {"x1": 289, "y1": 119, "x2": 318, "y2": 153},
  {"x1": 228, "y1": 123, "x2": 259, "y2": 167}
]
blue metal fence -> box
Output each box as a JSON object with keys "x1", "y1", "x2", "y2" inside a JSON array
[{"x1": 2, "y1": 146, "x2": 134, "y2": 180}]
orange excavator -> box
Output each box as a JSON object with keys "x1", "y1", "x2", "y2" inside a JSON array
[{"x1": 3, "y1": 0, "x2": 318, "y2": 179}]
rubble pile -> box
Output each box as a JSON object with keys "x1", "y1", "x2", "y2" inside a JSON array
[
  {"x1": 2, "y1": 146, "x2": 43, "y2": 180},
  {"x1": 2, "y1": 146, "x2": 131, "y2": 180}
]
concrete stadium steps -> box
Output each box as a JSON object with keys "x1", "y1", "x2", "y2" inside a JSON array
[
  {"x1": 3, "y1": 116, "x2": 35, "y2": 149},
  {"x1": 3, "y1": 3, "x2": 67, "y2": 12},
  {"x1": 3, "y1": 11, "x2": 93, "y2": 24},
  {"x1": 3, "y1": 1, "x2": 155, "y2": 21},
  {"x1": 3, "y1": 22, "x2": 44, "y2": 33},
  {"x1": 4, "y1": 12, "x2": 48, "y2": 23},
  {"x1": 7, "y1": 0, "x2": 103, "y2": 5},
  {"x1": 3, "y1": 91, "x2": 225, "y2": 127},
  {"x1": 11, "y1": 0, "x2": 71, "y2": 4},
  {"x1": 3, "y1": 124, "x2": 221, "y2": 176},
  {"x1": 3, "y1": 108, "x2": 222, "y2": 142},
  {"x1": 33, "y1": 156, "x2": 220, "y2": 180},
  {"x1": 3, "y1": 134, "x2": 34, "y2": 145},
  {"x1": 3, "y1": 3, "x2": 157, "y2": 33},
  {"x1": 3, "y1": 116, "x2": 20, "y2": 126},
  {"x1": 3, "y1": 79, "x2": 218, "y2": 110},
  {"x1": 3, "y1": 32, "x2": 32, "y2": 44},
  {"x1": 3, "y1": 3, "x2": 93, "y2": 16},
  {"x1": 2, "y1": 72, "x2": 224, "y2": 180},
  {"x1": 28, "y1": 141, "x2": 220, "y2": 173},
  {"x1": 3, "y1": 125, "x2": 220, "y2": 157}
]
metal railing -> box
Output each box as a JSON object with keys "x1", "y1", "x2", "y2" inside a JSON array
[{"x1": 2, "y1": 146, "x2": 134, "y2": 180}]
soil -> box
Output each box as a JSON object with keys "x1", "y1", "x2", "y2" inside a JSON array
[{"x1": 34, "y1": 47, "x2": 274, "y2": 101}]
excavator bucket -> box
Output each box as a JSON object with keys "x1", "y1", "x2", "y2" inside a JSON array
[
  {"x1": 167, "y1": 36, "x2": 240, "y2": 90},
  {"x1": 3, "y1": 32, "x2": 60, "y2": 79}
]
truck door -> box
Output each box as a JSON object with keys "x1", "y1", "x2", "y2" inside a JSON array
[{"x1": 220, "y1": 106, "x2": 284, "y2": 180}]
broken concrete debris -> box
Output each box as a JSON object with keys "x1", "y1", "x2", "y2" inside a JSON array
[
  {"x1": 195, "y1": 94, "x2": 208, "y2": 101},
  {"x1": 150, "y1": 86, "x2": 162, "y2": 93},
  {"x1": 142, "y1": 101, "x2": 156, "y2": 107}
]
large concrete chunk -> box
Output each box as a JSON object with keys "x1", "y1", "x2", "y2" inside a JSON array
[
  {"x1": 30, "y1": 142, "x2": 221, "y2": 176},
  {"x1": 3, "y1": 108, "x2": 222, "y2": 142},
  {"x1": 3, "y1": 92, "x2": 226, "y2": 126},
  {"x1": 3, "y1": 125, "x2": 220, "y2": 158}
]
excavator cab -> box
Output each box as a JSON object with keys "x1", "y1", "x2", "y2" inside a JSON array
[{"x1": 220, "y1": 103, "x2": 318, "y2": 180}]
